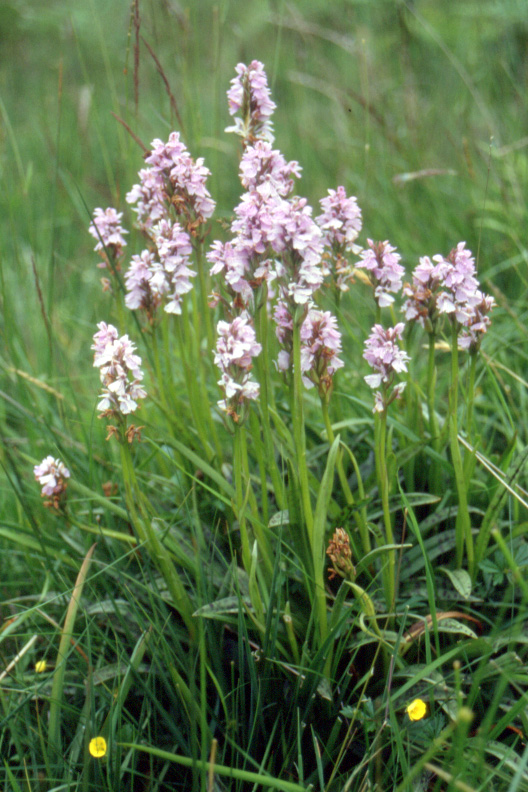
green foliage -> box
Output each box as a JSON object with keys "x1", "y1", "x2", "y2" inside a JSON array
[{"x1": 1, "y1": 1, "x2": 528, "y2": 790}]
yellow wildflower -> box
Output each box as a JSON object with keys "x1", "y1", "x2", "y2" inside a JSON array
[
  {"x1": 34, "y1": 660, "x2": 47, "y2": 674},
  {"x1": 89, "y1": 736, "x2": 107, "y2": 758},
  {"x1": 406, "y1": 698, "x2": 427, "y2": 721}
]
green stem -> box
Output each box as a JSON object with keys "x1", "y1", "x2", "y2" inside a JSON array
[
  {"x1": 292, "y1": 318, "x2": 314, "y2": 538},
  {"x1": 159, "y1": 316, "x2": 193, "y2": 450},
  {"x1": 249, "y1": 408, "x2": 269, "y2": 525},
  {"x1": 466, "y1": 353, "x2": 477, "y2": 442},
  {"x1": 239, "y1": 424, "x2": 260, "y2": 524},
  {"x1": 151, "y1": 327, "x2": 169, "y2": 415},
  {"x1": 176, "y1": 309, "x2": 214, "y2": 460},
  {"x1": 449, "y1": 325, "x2": 474, "y2": 574},
  {"x1": 120, "y1": 441, "x2": 195, "y2": 639},
  {"x1": 114, "y1": 291, "x2": 126, "y2": 334},
  {"x1": 120, "y1": 439, "x2": 148, "y2": 543},
  {"x1": 321, "y1": 396, "x2": 371, "y2": 555},
  {"x1": 255, "y1": 287, "x2": 286, "y2": 510},
  {"x1": 234, "y1": 424, "x2": 251, "y2": 573},
  {"x1": 190, "y1": 286, "x2": 222, "y2": 462},
  {"x1": 341, "y1": 444, "x2": 370, "y2": 552},
  {"x1": 427, "y1": 333, "x2": 442, "y2": 493},
  {"x1": 194, "y1": 240, "x2": 215, "y2": 354},
  {"x1": 427, "y1": 333, "x2": 440, "y2": 452},
  {"x1": 377, "y1": 410, "x2": 395, "y2": 612},
  {"x1": 237, "y1": 421, "x2": 273, "y2": 576},
  {"x1": 463, "y1": 352, "x2": 477, "y2": 481},
  {"x1": 103, "y1": 249, "x2": 127, "y2": 331},
  {"x1": 161, "y1": 311, "x2": 177, "y2": 407}
]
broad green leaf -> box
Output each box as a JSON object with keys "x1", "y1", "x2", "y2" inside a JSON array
[
  {"x1": 433, "y1": 618, "x2": 478, "y2": 639},
  {"x1": 439, "y1": 567, "x2": 472, "y2": 600},
  {"x1": 268, "y1": 510, "x2": 289, "y2": 528},
  {"x1": 400, "y1": 530, "x2": 458, "y2": 580},
  {"x1": 367, "y1": 491, "x2": 441, "y2": 522},
  {"x1": 193, "y1": 596, "x2": 252, "y2": 618},
  {"x1": 484, "y1": 741, "x2": 528, "y2": 779}
]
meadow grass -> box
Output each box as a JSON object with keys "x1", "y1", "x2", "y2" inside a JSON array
[{"x1": 1, "y1": 1, "x2": 528, "y2": 790}]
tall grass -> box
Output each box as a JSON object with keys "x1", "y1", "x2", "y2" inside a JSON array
[{"x1": 1, "y1": 1, "x2": 528, "y2": 790}]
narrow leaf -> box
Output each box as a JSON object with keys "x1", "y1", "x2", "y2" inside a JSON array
[{"x1": 48, "y1": 543, "x2": 97, "y2": 757}]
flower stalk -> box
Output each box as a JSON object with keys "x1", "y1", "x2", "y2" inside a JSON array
[
  {"x1": 463, "y1": 351, "x2": 478, "y2": 481},
  {"x1": 376, "y1": 410, "x2": 396, "y2": 612},
  {"x1": 255, "y1": 287, "x2": 286, "y2": 511},
  {"x1": 449, "y1": 324, "x2": 474, "y2": 574},
  {"x1": 292, "y1": 316, "x2": 314, "y2": 538},
  {"x1": 427, "y1": 334, "x2": 440, "y2": 449},
  {"x1": 320, "y1": 395, "x2": 371, "y2": 555},
  {"x1": 363, "y1": 322, "x2": 409, "y2": 611},
  {"x1": 233, "y1": 423, "x2": 252, "y2": 574},
  {"x1": 427, "y1": 333, "x2": 442, "y2": 492},
  {"x1": 176, "y1": 309, "x2": 214, "y2": 459},
  {"x1": 120, "y1": 440, "x2": 195, "y2": 639}
]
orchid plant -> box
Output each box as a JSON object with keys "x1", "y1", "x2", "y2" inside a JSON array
[{"x1": 81, "y1": 60, "x2": 498, "y2": 639}]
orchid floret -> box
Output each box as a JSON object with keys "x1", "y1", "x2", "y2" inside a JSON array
[
  {"x1": 214, "y1": 313, "x2": 261, "y2": 420},
  {"x1": 316, "y1": 187, "x2": 362, "y2": 251},
  {"x1": 356, "y1": 239, "x2": 405, "y2": 307},
  {"x1": 127, "y1": 132, "x2": 215, "y2": 230},
  {"x1": 240, "y1": 141, "x2": 301, "y2": 196},
  {"x1": 92, "y1": 323, "x2": 147, "y2": 417},
  {"x1": 363, "y1": 323, "x2": 409, "y2": 412},
  {"x1": 34, "y1": 456, "x2": 70, "y2": 501},
  {"x1": 226, "y1": 60, "x2": 276, "y2": 144},
  {"x1": 88, "y1": 207, "x2": 128, "y2": 266}
]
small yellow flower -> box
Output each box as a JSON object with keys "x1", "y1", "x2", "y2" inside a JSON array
[
  {"x1": 35, "y1": 660, "x2": 47, "y2": 674},
  {"x1": 89, "y1": 736, "x2": 107, "y2": 758},
  {"x1": 406, "y1": 698, "x2": 427, "y2": 721}
]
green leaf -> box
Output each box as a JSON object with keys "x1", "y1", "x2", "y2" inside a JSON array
[
  {"x1": 0, "y1": 525, "x2": 78, "y2": 568},
  {"x1": 478, "y1": 559, "x2": 501, "y2": 575},
  {"x1": 475, "y1": 443, "x2": 528, "y2": 566},
  {"x1": 356, "y1": 542, "x2": 413, "y2": 576},
  {"x1": 400, "y1": 530, "x2": 457, "y2": 580},
  {"x1": 313, "y1": 435, "x2": 340, "y2": 565},
  {"x1": 311, "y1": 434, "x2": 340, "y2": 647},
  {"x1": 438, "y1": 567, "x2": 472, "y2": 599},
  {"x1": 346, "y1": 581, "x2": 385, "y2": 643},
  {"x1": 152, "y1": 437, "x2": 235, "y2": 500},
  {"x1": 268, "y1": 510, "x2": 289, "y2": 528},
  {"x1": 434, "y1": 618, "x2": 478, "y2": 639},
  {"x1": 367, "y1": 492, "x2": 441, "y2": 522},
  {"x1": 193, "y1": 596, "x2": 252, "y2": 618},
  {"x1": 286, "y1": 459, "x2": 302, "y2": 535},
  {"x1": 48, "y1": 543, "x2": 97, "y2": 758},
  {"x1": 119, "y1": 742, "x2": 308, "y2": 791},
  {"x1": 484, "y1": 741, "x2": 528, "y2": 780}
]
